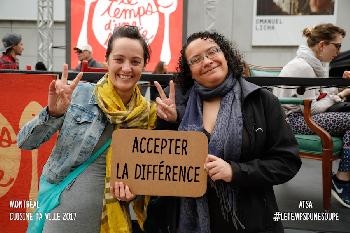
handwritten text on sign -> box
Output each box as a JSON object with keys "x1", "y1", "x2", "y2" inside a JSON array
[{"x1": 110, "y1": 129, "x2": 208, "y2": 197}]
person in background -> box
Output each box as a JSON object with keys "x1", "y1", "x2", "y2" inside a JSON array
[
  {"x1": 0, "y1": 33, "x2": 24, "y2": 69},
  {"x1": 273, "y1": 23, "x2": 350, "y2": 208},
  {"x1": 153, "y1": 61, "x2": 167, "y2": 74},
  {"x1": 150, "y1": 31, "x2": 301, "y2": 233},
  {"x1": 74, "y1": 44, "x2": 103, "y2": 71},
  {"x1": 17, "y1": 25, "x2": 156, "y2": 233},
  {"x1": 35, "y1": 61, "x2": 47, "y2": 71},
  {"x1": 150, "y1": 61, "x2": 168, "y2": 100}
]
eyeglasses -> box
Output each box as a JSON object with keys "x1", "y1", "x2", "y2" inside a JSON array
[
  {"x1": 188, "y1": 47, "x2": 222, "y2": 66},
  {"x1": 330, "y1": 42, "x2": 342, "y2": 50}
]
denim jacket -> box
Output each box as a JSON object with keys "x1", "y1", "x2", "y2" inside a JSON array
[{"x1": 17, "y1": 82, "x2": 108, "y2": 184}]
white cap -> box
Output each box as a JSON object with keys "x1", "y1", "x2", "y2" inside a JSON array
[{"x1": 74, "y1": 44, "x2": 92, "y2": 52}]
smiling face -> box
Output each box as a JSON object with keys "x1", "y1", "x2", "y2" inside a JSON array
[
  {"x1": 185, "y1": 38, "x2": 228, "y2": 89},
  {"x1": 107, "y1": 37, "x2": 145, "y2": 100},
  {"x1": 319, "y1": 34, "x2": 343, "y2": 62}
]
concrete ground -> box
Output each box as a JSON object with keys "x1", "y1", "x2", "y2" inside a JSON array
[{"x1": 275, "y1": 159, "x2": 349, "y2": 233}]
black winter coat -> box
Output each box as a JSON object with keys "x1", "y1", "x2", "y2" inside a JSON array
[{"x1": 145, "y1": 78, "x2": 301, "y2": 233}]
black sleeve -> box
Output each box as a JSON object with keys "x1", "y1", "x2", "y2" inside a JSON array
[{"x1": 231, "y1": 90, "x2": 301, "y2": 187}]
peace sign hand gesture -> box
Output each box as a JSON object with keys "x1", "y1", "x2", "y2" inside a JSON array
[
  {"x1": 154, "y1": 80, "x2": 177, "y2": 122},
  {"x1": 48, "y1": 64, "x2": 83, "y2": 117}
]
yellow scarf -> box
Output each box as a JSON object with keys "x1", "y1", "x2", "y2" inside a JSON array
[{"x1": 95, "y1": 74, "x2": 157, "y2": 233}]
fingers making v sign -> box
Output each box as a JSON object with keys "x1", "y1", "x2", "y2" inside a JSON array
[
  {"x1": 48, "y1": 64, "x2": 83, "y2": 117},
  {"x1": 154, "y1": 80, "x2": 177, "y2": 122}
]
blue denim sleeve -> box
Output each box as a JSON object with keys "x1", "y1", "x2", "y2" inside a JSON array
[{"x1": 17, "y1": 106, "x2": 65, "y2": 150}]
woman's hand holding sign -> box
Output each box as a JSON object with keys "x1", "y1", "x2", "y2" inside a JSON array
[
  {"x1": 205, "y1": 154, "x2": 233, "y2": 182},
  {"x1": 113, "y1": 182, "x2": 135, "y2": 202},
  {"x1": 154, "y1": 80, "x2": 177, "y2": 122}
]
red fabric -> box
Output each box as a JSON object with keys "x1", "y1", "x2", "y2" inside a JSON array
[
  {"x1": 0, "y1": 73, "x2": 57, "y2": 233},
  {"x1": 0, "y1": 54, "x2": 18, "y2": 70},
  {"x1": 69, "y1": 0, "x2": 184, "y2": 72},
  {"x1": 317, "y1": 92, "x2": 328, "y2": 101}
]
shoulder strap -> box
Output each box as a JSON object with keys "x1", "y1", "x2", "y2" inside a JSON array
[
  {"x1": 63, "y1": 137, "x2": 111, "y2": 182},
  {"x1": 27, "y1": 138, "x2": 112, "y2": 233}
]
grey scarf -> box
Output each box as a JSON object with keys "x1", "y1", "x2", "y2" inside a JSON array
[
  {"x1": 178, "y1": 74, "x2": 245, "y2": 233},
  {"x1": 296, "y1": 45, "x2": 327, "y2": 77}
]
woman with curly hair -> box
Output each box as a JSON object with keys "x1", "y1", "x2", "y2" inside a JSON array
[{"x1": 148, "y1": 31, "x2": 301, "y2": 233}]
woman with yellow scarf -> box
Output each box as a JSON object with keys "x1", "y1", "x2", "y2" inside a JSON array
[{"x1": 17, "y1": 25, "x2": 156, "y2": 233}]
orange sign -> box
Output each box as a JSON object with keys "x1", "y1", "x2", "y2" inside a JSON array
[
  {"x1": 0, "y1": 73, "x2": 57, "y2": 233},
  {"x1": 69, "y1": 0, "x2": 184, "y2": 72}
]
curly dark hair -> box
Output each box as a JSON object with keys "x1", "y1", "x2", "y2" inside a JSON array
[
  {"x1": 105, "y1": 25, "x2": 151, "y2": 66},
  {"x1": 175, "y1": 31, "x2": 244, "y2": 91}
]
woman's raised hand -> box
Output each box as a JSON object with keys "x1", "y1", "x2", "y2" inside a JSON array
[
  {"x1": 154, "y1": 80, "x2": 177, "y2": 122},
  {"x1": 48, "y1": 64, "x2": 83, "y2": 117}
]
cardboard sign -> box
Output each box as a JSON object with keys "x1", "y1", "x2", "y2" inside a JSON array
[{"x1": 110, "y1": 129, "x2": 208, "y2": 197}]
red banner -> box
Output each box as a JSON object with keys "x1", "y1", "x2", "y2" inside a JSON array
[
  {"x1": 70, "y1": 0, "x2": 184, "y2": 72},
  {"x1": 0, "y1": 73, "x2": 57, "y2": 233}
]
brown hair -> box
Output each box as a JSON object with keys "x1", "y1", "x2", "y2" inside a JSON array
[
  {"x1": 105, "y1": 25, "x2": 150, "y2": 66},
  {"x1": 303, "y1": 23, "x2": 346, "y2": 47}
]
